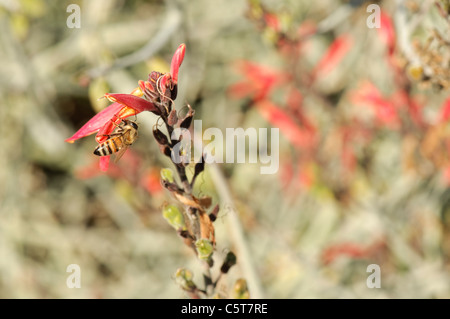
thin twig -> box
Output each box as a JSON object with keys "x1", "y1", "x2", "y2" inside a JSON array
[
  {"x1": 207, "y1": 162, "x2": 264, "y2": 299},
  {"x1": 189, "y1": 130, "x2": 264, "y2": 298}
]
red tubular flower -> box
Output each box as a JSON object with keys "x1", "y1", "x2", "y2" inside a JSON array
[
  {"x1": 297, "y1": 20, "x2": 317, "y2": 39},
  {"x1": 170, "y1": 43, "x2": 186, "y2": 88},
  {"x1": 321, "y1": 242, "x2": 369, "y2": 265},
  {"x1": 255, "y1": 100, "x2": 316, "y2": 150},
  {"x1": 321, "y1": 239, "x2": 386, "y2": 265},
  {"x1": 440, "y1": 97, "x2": 450, "y2": 123},
  {"x1": 140, "y1": 168, "x2": 163, "y2": 195},
  {"x1": 137, "y1": 44, "x2": 185, "y2": 112},
  {"x1": 263, "y1": 12, "x2": 280, "y2": 31},
  {"x1": 378, "y1": 10, "x2": 396, "y2": 57},
  {"x1": 65, "y1": 101, "x2": 126, "y2": 144},
  {"x1": 65, "y1": 44, "x2": 186, "y2": 172},
  {"x1": 228, "y1": 60, "x2": 290, "y2": 102},
  {"x1": 349, "y1": 81, "x2": 400, "y2": 129},
  {"x1": 311, "y1": 34, "x2": 353, "y2": 81}
]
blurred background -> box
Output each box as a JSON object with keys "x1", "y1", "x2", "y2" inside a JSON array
[{"x1": 1, "y1": 0, "x2": 450, "y2": 298}]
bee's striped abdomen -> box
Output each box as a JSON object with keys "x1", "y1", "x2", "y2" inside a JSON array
[{"x1": 93, "y1": 138, "x2": 122, "y2": 156}]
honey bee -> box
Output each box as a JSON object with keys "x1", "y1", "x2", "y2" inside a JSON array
[{"x1": 94, "y1": 119, "x2": 139, "y2": 162}]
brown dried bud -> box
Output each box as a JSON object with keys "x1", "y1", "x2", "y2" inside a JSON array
[
  {"x1": 168, "y1": 109, "x2": 178, "y2": 126},
  {"x1": 161, "y1": 179, "x2": 184, "y2": 193}
]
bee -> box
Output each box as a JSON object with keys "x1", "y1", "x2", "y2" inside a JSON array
[{"x1": 93, "y1": 119, "x2": 139, "y2": 162}]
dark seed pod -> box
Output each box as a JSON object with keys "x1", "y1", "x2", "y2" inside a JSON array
[
  {"x1": 190, "y1": 154, "x2": 205, "y2": 187},
  {"x1": 194, "y1": 159, "x2": 205, "y2": 176},
  {"x1": 159, "y1": 144, "x2": 172, "y2": 157},
  {"x1": 164, "y1": 145, "x2": 172, "y2": 157},
  {"x1": 180, "y1": 105, "x2": 195, "y2": 129},
  {"x1": 208, "y1": 204, "x2": 219, "y2": 222},
  {"x1": 170, "y1": 84, "x2": 178, "y2": 100},
  {"x1": 177, "y1": 229, "x2": 192, "y2": 240},
  {"x1": 180, "y1": 117, "x2": 193, "y2": 129},
  {"x1": 153, "y1": 128, "x2": 169, "y2": 146},
  {"x1": 220, "y1": 251, "x2": 237, "y2": 274}
]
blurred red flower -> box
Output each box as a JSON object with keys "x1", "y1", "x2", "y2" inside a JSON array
[
  {"x1": 228, "y1": 60, "x2": 290, "y2": 102},
  {"x1": 311, "y1": 34, "x2": 353, "y2": 81},
  {"x1": 378, "y1": 10, "x2": 396, "y2": 56}
]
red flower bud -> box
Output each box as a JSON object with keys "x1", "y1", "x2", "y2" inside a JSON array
[{"x1": 170, "y1": 43, "x2": 186, "y2": 87}]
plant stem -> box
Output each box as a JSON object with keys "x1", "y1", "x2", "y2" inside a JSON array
[{"x1": 208, "y1": 162, "x2": 265, "y2": 299}]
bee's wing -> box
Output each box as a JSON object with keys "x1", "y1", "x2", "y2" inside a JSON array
[{"x1": 114, "y1": 145, "x2": 129, "y2": 163}]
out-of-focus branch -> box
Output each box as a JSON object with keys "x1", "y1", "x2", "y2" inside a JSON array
[
  {"x1": 317, "y1": 4, "x2": 353, "y2": 34},
  {"x1": 88, "y1": 7, "x2": 181, "y2": 78},
  {"x1": 394, "y1": 0, "x2": 433, "y2": 76}
]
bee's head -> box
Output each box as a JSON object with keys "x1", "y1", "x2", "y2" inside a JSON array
[
  {"x1": 130, "y1": 121, "x2": 138, "y2": 130},
  {"x1": 122, "y1": 119, "x2": 138, "y2": 130}
]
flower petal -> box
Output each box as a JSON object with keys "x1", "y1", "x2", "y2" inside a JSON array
[
  {"x1": 104, "y1": 93, "x2": 159, "y2": 113},
  {"x1": 96, "y1": 117, "x2": 118, "y2": 143},
  {"x1": 65, "y1": 102, "x2": 125, "y2": 143},
  {"x1": 99, "y1": 156, "x2": 110, "y2": 172},
  {"x1": 170, "y1": 43, "x2": 186, "y2": 86},
  {"x1": 159, "y1": 73, "x2": 171, "y2": 96},
  {"x1": 138, "y1": 80, "x2": 147, "y2": 93},
  {"x1": 130, "y1": 86, "x2": 143, "y2": 97}
]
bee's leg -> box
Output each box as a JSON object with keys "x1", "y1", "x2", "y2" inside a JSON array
[
  {"x1": 96, "y1": 133, "x2": 111, "y2": 138},
  {"x1": 108, "y1": 132, "x2": 123, "y2": 137},
  {"x1": 97, "y1": 132, "x2": 123, "y2": 139},
  {"x1": 109, "y1": 113, "x2": 125, "y2": 128}
]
